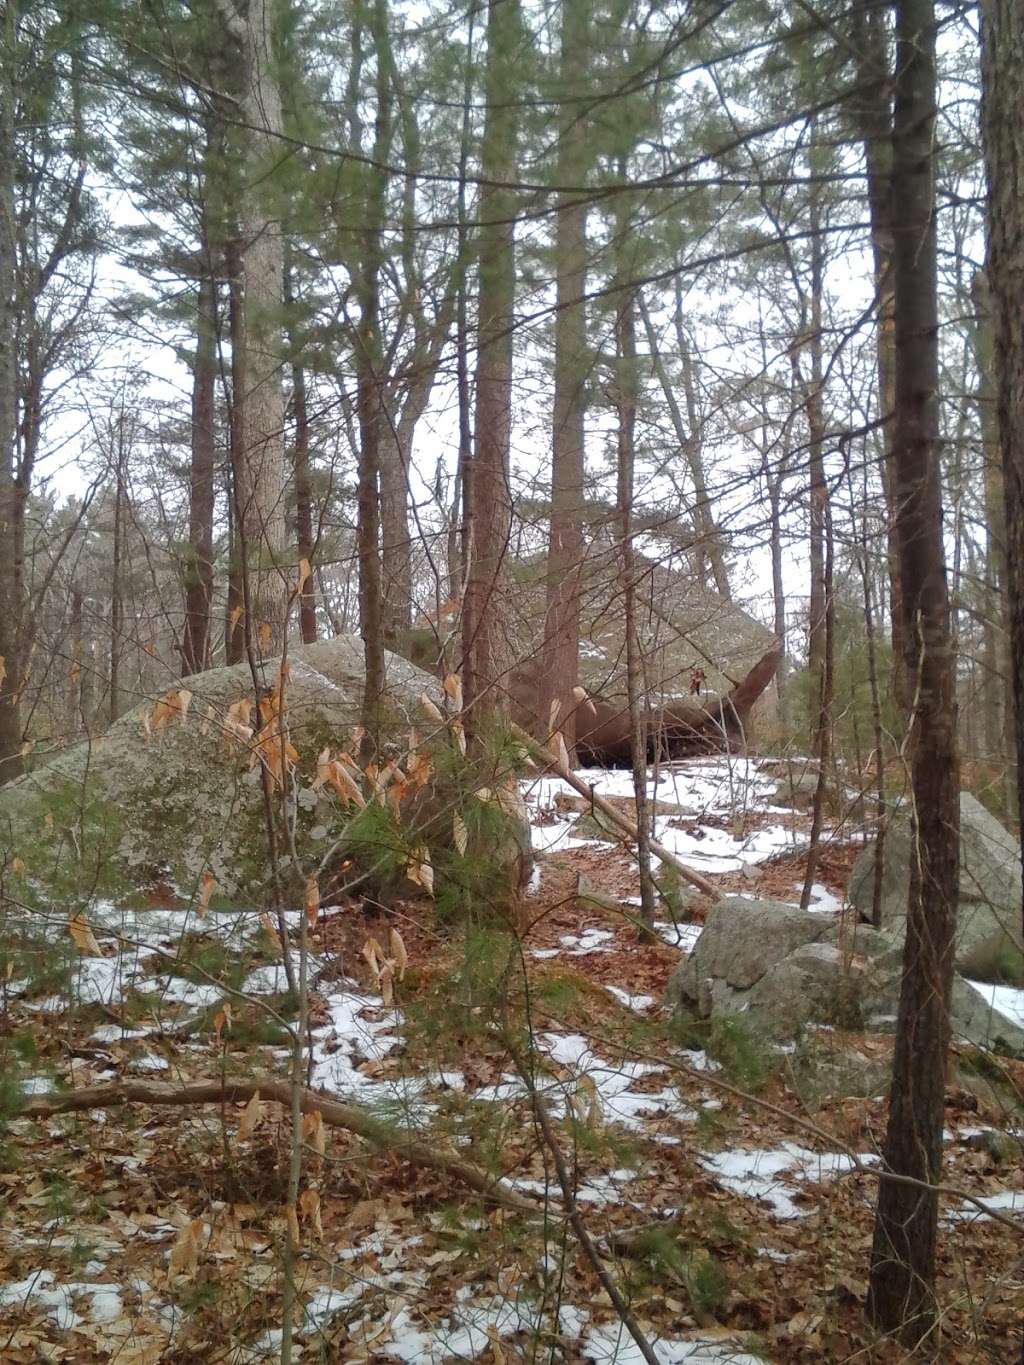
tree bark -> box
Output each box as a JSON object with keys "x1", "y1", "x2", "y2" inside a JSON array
[
  {"x1": 981, "y1": 0, "x2": 1024, "y2": 928},
  {"x1": 849, "y1": 0, "x2": 905, "y2": 704},
  {"x1": 181, "y1": 269, "x2": 217, "y2": 676},
  {"x1": 355, "y1": 0, "x2": 391, "y2": 754},
  {"x1": 462, "y1": 0, "x2": 518, "y2": 739},
  {"x1": 0, "y1": 0, "x2": 21, "y2": 783},
  {"x1": 222, "y1": 0, "x2": 288, "y2": 659},
  {"x1": 538, "y1": 0, "x2": 589, "y2": 762},
  {"x1": 284, "y1": 255, "x2": 317, "y2": 645},
  {"x1": 867, "y1": 0, "x2": 959, "y2": 1343}
]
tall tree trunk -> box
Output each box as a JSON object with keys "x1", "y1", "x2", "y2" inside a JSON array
[
  {"x1": 850, "y1": 0, "x2": 905, "y2": 704},
  {"x1": 220, "y1": 0, "x2": 288, "y2": 659},
  {"x1": 867, "y1": 0, "x2": 959, "y2": 1343},
  {"x1": 284, "y1": 255, "x2": 317, "y2": 645},
  {"x1": 181, "y1": 269, "x2": 217, "y2": 676},
  {"x1": 462, "y1": 0, "x2": 518, "y2": 739},
  {"x1": 539, "y1": 0, "x2": 588, "y2": 761},
  {"x1": 981, "y1": 0, "x2": 1024, "y2": 919},
  {"x1": 109, "y1": 435, "x2": 125, "y2": 726},
  {"x1": 0, "y1": 0, "x2": 23, "y2": 783},
  {"x1": 225, "y1": 254, "x2": 246, "y2": 666},
  {"x1": 356, "y1": 0, "x2": 391, "y2": 753},
  {"x1": 804, "y1": 155, "x2": 828, "y2": 727},
  {"x1": 67, "y1": 585, "x2": 83, "y2": 738}
]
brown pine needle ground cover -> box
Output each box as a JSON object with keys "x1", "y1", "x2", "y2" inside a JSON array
[{"x1": 0, "y1": 763, "x2": 1021, "y2": 1362}]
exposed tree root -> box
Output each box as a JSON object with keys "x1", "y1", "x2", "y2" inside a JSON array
[{"x1": 19, "y1": 1076, "x2": 541, "y2": 1213}]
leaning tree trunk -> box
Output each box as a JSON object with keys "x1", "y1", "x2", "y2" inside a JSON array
[
  {"x1": 462, "y1": 0, "x2": 518, "y2": 741},
  {"x1": 538, "y1": 0, "x2": 588, "y2": 762},
  {"x1": 866, "y1": 0, "x2": 959, "y2": 1344},
  {"x1": 981, "y1": 0, "x2": 1024, "y2": 934},
  {"x1": 284, "y1": 255, "x2": 317, "y2": 645}
]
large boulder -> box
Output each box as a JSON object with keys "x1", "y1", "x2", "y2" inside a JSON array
[
  {"x1": 665, "y1": 895, "x2": 1024, "y2": 1056},
  {"x1": 667, "y1": 896, "x2": 833, "y2": 1008},
  {"x1": 0, "y1": 638, "x2": 441, "y2": 902},
  {"x1": 848, "y1": 792, "x2": 1024, "y2": 979}
]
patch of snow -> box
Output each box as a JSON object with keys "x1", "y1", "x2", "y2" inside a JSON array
[
  {"x1": 963, "y1": 979, "x2": 1024, "y2": 1033},
  {"x1": 530, "y1": 948, "x2": 561, "y2": 960},
  {"x1": 560, "y1": 928, "x2": 615, "y2": 955},
  {"x1": 374, "y1": 1288, "x2": 589, "y2": 1363},
  {"x1": 132, "y1": 1054, "x2": 169, "y2": 1073},
  {"x1": 19, "y1": 1076, "x2": 54, "y2": 1095},
  {"x1": 653, "y1": 920, "x2": 703, "y2": 953},
  {"x1": 584, "y1": 1323, "x2": 766, "y2": 1364},
  {"x1": 526, "y1": 864, "x2": 542, "y2": 897},
  {"x1": 700, "y1": 1143, "x2": 877, "y2": 1220},
  {"x1": 133, "y1": 975, "x2": 226, "y2": 1009},
  {"x1": 794, "y1": 882, "x2": 843, "y2": 913},
  {"x1": 90, "y1": 1024, "x2": 152, "y2": 1043},
  {"x1": 530, "y1": 818, "x2": 606, "y2": 855},
  {"x1": 606, "y1": 986, "x2": 655, "y2": 1012},
  {"x1": 0, "y1": 1269, "x2": 122, "y2": 1331},
  {"x1": 654, "y1": 819, "x2": 799, "y2": 874},
  {"x1": 945, "y1": 1189, "x2": 1024, "y2": 1223}
]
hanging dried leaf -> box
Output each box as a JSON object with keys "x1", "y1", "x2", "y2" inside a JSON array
[
  {"x1": 349, "y1": 724, "x2": 366, "y2": 749},
  {"x1": 235, "y1": 1092, "x2": 263, "y2": 1144},
  {"x1": 196, "y1": 870, "x2": 216, "y2": 917},
  {"x1": 298, "y1": 1186, "x2": 323, "y2": 1238},
  {"x1": 200, "y1": 703, "x2": 216, "y2": 737},
  {"x1": 0, "y1": 656, "x2": 5, "y2": 687},
  {"x1": 139, "y1": 706, "x2": 153, "y2": 740},
  {"x1": 213, "y1": 1002, "x2": 233, "y2": 1044},
  {"x1": 11, "y1": 856, "x2": 25, "y2": 876},
  {"x1": 452, "y1": 813, "x2": 468, "y2": 856},
  {"x1": 224, "y1": 697, "x2": 254, "y2": 744},
  {"x1": 420, "y1": 693, "x2": 445, "y2": 724},
  {"x1": 389, "y1": 928, "x2": 408, "y2": 981},
  {"x1": 378, "y1": 962, "x2": 394, "y2": 1007},
  {"x1": 301, "y1": 1109, "x2": 327, "y2": 1157},
  {"x1": 304, "y1": 875, "x2": 320, "y2": 930},
  {"x1": 388, "y1": 777, "x2": 410, "y2": 818},
  {"x1": 259, "y1": 913, "x2": 283, "y2": 956},
  {"x1": 152, "y1": 688, "x2": 192, "y2": 733},
  {"x1": 296, "y1": 557, "x2": 312, "y2": 594},
  {"x1": 257, "y1": 621, "x2": 273, "y2": 651},
  {"x1": 551, "y1": 731, "x2": 570, "y2": 771},
  {"x1": 406, "y1": 751, "x2": 433, "y2": 788},
  {"x1": 451, "y1": 719, "x2": 467, "y2": 755},
  {"x1": 325, "y1": 758, "x2": 365, "y2": 807},
  {"x1": 228, "y1": 604, "x2": 243, "y2": 631},
  {"x1": 442, "y1": 672, "x2": 463, "y2": 710},
  {"x1": 68, "y1": 914, "x2": 101, "y2": 956},
  {"x1": 361, "y1": 938, "x2": 384, "y2": 985},
  {"x1": 406, "y1": 848, "x2": 434, "y2": 896},
  {"x1": 286, "y1": 1203, "x2": 301, "y2": 1250}
]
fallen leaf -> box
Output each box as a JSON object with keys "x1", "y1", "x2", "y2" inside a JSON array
[
  {"x1": 197, "y1": 869, "x2": 216, "y2": 916},
  {"x1": 453, "y1": 812, "x2": 468, "y2": 855}
]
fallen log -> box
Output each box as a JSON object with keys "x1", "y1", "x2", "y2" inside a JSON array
[
  {"x1": 19, "y1": 1077, "x2": 540, "y2": 1213},
  {"x1": 511, "y1": 722, "x2": 717, "y2": 897}
]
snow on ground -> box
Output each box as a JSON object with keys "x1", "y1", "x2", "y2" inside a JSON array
[
  {"x1": 522, "y1": 756, "x2": 807, "y2": 873},
  {"x1": 699, "y1": 1143, "x2": 879, "y2": 1221},
  {"x1": 963, "y1": 979, "x2": 1024, "y2": 1032},
  {"x1": 584, "y1": 1324, "x2": 767, "y2": 1364},
  {"x1": 944, "y1": 1189, "x2": 1024, "y2": 1223}
]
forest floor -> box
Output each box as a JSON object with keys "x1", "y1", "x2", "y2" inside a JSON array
[{"x1": 1, "y1": 757, "x2": 1022, "y2": 1363}]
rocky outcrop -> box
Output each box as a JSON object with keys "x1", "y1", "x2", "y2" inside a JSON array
[
  {"x1": 665, "y1": 895, "x2": 1024, "y2": 1056},
  {"x1": 848, "y1": 792, "x2": 1024, "y2": 980},
  {"x1": 0, "y1": 638, "x2": 441, "y2": 902}
]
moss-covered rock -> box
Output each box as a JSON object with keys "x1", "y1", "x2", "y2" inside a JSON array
[{"x1": 0, "y1": 638, "x2": 439, "y2": 904}]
